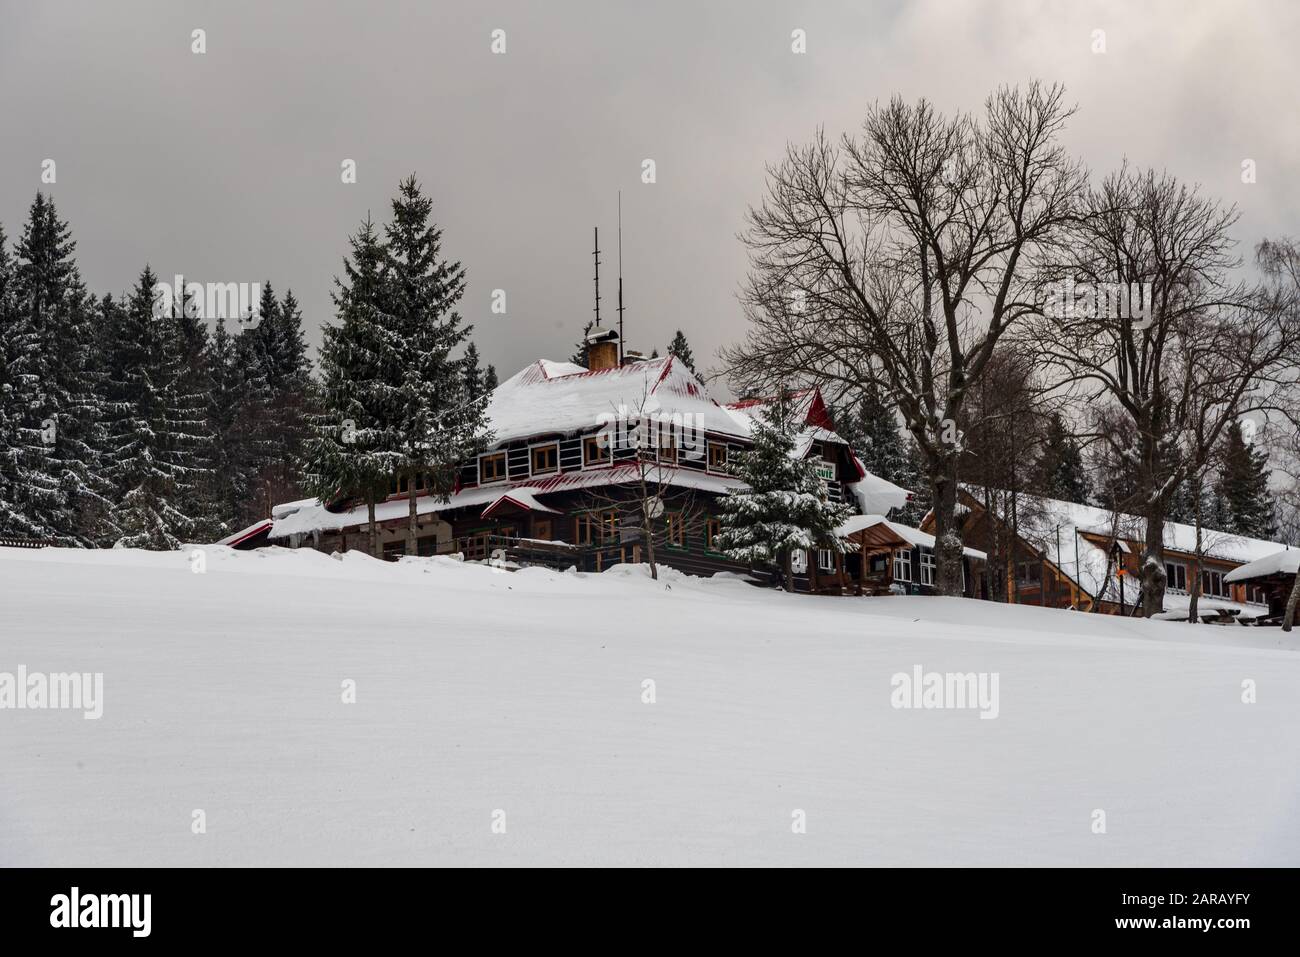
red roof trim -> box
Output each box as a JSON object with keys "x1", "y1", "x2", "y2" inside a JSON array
[
  {"x1": 221, "y1": 520, "x2": 273, "y2": 547},
  {"x1": 804, "y1": 390, "x2": 835, "y2": 431},
  {"x1": 480, "y1": 493, "x2": 560, "y2": 519}
]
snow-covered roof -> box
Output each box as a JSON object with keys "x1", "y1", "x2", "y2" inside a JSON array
[
  {"x1": 270, "y1": 360, "x2": 917, "y2": 541},
  {"x1": 272, "y1": 498, "x2": 318, "y2": 520},
  {"x1": 1224, "y1": 548, "x2": 1299, "y2": 583},
  {"x1": 482, "y1": 358, "x2": 908, "y2": 483},
  {"x1": 847, "y1": 457, "x2": 912, "y2": 515},
  {"x1": 481, "y1": 487, "x2": 562, "y2": 518},
  {"x1": 269, "y1": 463, "x2": 746, "y2": 539},
  {"x1": 976, "y1": 489, "x2": 1291, "y2": 607},
  {"x1": 216, "y1": 519, "x2": 272, "y2": 547},
  {"x1": 721, "y1": 388, "x2": 847, "y2": 454},
  {"x1": 1152, "y1": 592, "x2": 1270, "y2": 620},
  {"x1": 837, "y1": 514, "x2": 986, "y2": 559},
  {"x1": 485, "y1": 356, "x2": 739, "y2": 447},
  {"x1": 1008, "y1": 492, "x2": 1286, "y2": 564}
]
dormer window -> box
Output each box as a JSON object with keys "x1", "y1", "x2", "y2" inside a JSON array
[
  {"x1": 583, "y1": 435, "x2": 610, "y2": 467},
  {"x1": 530, "y1": 443, "x2": 559, "y2": 476},
  {"x1": 657, "y1": 435, "x2": 678, "y2": 465},
  {"x1": 479, "y1": 452, "x2": 507, "y2": 485},
  {"x1": 707, "y1": 442, "x2": 728, "y2": 471}
]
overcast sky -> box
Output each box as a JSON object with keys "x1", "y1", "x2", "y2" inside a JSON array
[{"x1": 2, "y1": 0, "x2": 1297, "y2": 387}]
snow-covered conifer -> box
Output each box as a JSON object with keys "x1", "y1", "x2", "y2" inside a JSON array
[{"x1": 716, "y1": 389, "x2": 853, "y2": 590}]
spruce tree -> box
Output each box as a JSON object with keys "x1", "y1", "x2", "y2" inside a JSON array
[
  {"x1": 305, "y1": 216, "x2": 403, "y2": 557},
  {"x1": 666, "y1": 329, "x2": 695, "y2": 373},
  {"x1": 161, "y1": 283, "x2": 218, "y2": 540},
  {"x1": 106, "y1": 267, "x2": 197, "y2": 548},
  {"x1": 716, "y1": 389, "x2": 853, "y2": 590},
  {"x1": 890, "y1": 439, "x2": 931, "y2": 526},
  {"x1": 229, "y1": 283, "x2": 281, "y2": 522},
  {"x1": 1166, "y1": 476, "x2": 1197, "y2": 525},
  {"x1": 257, "y1": 287, "x2": 313, "y2": 517},
  {"x1": 204, "y1": 315, "x2": 244, "y2": 532},
  {"x1": 483, "y1": 364, "x2": 499, "y2": 393},
  {"x1": 269, "y1": 288, "x2": 311, "y2": 390},
  {"x1": 1033, "y1": 412, "x2": 1092, "y2": 505},
  {"x1": 384, "y1": 175, "x2": 491, "y2": 554},
  {"x1": 0, "y1": 224, "x2": 34, "y2": 538},
  {"x1": 570, "y1": 320, "x2": 594, "y2": 366},
  {"x1": 834, "y1": 384, "x2": 908, "y2": 489},
  {"x1": 7, "y1": 195, "x2": 69, "y2": 541},
  {"x1": 463, "y1": 342, "x2": 485, "y2": 403},
  {"x1": 8, "y1": 194, "x2": 111, "y2": 544},
  {"x1": 1217, "y1": 420, "x2": 1276, "y2": 538}
]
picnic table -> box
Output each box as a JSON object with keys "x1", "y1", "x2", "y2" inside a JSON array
[{"x1": 1199, "y1": 608, "x2": 1241, "y2": 625}]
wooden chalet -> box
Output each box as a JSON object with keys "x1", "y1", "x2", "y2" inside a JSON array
[
  {"x1": 834, "y1": 514, "x2": 985, "y2": 597},
  {"x1": 1224, "y1": 550, "x2": 1300, "y2": 623},
  {"x1": 256, "y1": 331, "x2": 923, "y2": 593},
  {"x1": 931, "y1": 487, "x2": 1289, "y2": 620}
]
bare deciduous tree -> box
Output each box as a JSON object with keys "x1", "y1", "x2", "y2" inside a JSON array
[
  {"x1": 1029, "y1": 169, "x2": 1300, "y2": 616},
  {"x1": 725, "y1": 82, "x2": 1086, "y2": 596}
]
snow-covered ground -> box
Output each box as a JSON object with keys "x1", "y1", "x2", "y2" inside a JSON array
[{"x1": 2, "y1": 544, "x2": 1298, "y2": 867}]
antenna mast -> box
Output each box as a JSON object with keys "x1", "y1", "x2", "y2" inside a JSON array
[
  {"x1": 617, "y1": 192, "x2": 625, "y2": 363},
  {"x1": 592, "y1": 226, "x2": 601, "y2": 328}
]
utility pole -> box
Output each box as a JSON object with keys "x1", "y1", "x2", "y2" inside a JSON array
[
  {"x1": 617, "y1": 192, "x2": 625, "y2": 363},
  {"x1": 592, "y1": 226, "x2": 601, "y2": 327}
]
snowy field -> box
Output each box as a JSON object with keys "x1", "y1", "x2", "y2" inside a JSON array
[{"x1": 2, "y1": 544, "x2": 1298, "y2": 867}]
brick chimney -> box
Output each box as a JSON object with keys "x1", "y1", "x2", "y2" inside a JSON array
[{"x1": 585, "y1": 326, "x2": 620, "y2": 371}]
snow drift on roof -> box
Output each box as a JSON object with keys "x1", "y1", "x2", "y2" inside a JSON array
[
  {"x1": 485, "y1": 356, "x2": 737, "y2": 446},
  {"x1": 1224, "y1": 548, "x2": 1299, "y2": 583},
  {"x1": 981, "y1": 489, "x2": 1290, "y2": 608},
  {"x1": 847, "y1": 459, "x2": 911, "y2": 515},
  {"x1": 216, "y1": 519, "x2": 272, "y2": 547},
  {"x1": 836, "y1": 514, "x2": 986, "y2": 559},
  {"x1": 1008, "y1": 492, "x2": 1286, "y2": 566},
  {"x1": 480, "y1": 487, "x2": 562, "y2": 518}
]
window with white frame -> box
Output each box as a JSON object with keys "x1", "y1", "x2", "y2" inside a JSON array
[
  {"x1": 1164, "y1": 561, "x2": 1188, "y2": 593},
  {"x1": 1201, "y1": 568, "x2": 1229, "y2": 598},
  {"x1": 583, "y1": 434, "x2": 610, "y2": 467},
  {"x1": 919, "y1": 548, "x2": 935, "y2": 586},
  {"x1": 530, "y1": 443, "x2": 559, "y2": 476},
  {"x1": 818, "y1": 548, "x2": 835, "y2": 572},
  {"x1": 893, "y1": 548, "x2": 912, "y2": 582},
  {"x1": 478, "y1": 452, "x2": 507, "y2": 484}
]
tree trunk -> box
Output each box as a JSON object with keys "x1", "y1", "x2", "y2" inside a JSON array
[
  {"x1": 783, "y1": 549, "x2": 794, "y2": 592},
  {"x1": 983, "y1": 485, "x2": 1004, "y2": 603},
  {"x1": 1283, "y1": 571, "x2": 1300, "y2": 632},
  {"x1": 1188, "y1": 478, "x2": 1203, "y2": 623},
  {"x1": 1009, "y1": 488, "x2": 1020, "y2": 603},
  {"x1": 406, "y1": 475, "x2": 418, "y2": 556},
  {"x1": 645, "y1": 506, "x2": 657, "y2": 581},
  {"x1": 1140, "y1": 507, "x2": 1165, "y2": 618},
  {"x1": 930, "y1": 458, "x2": 964, "y2": 597},
  {"x1": 367, "y1": 489, "x2": 380, "y2": 559}
]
